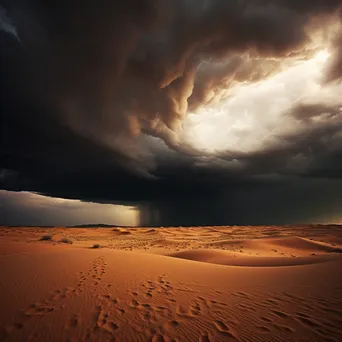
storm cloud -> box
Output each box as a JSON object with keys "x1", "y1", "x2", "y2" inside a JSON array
[{"x1": 1, "y1": 0, "x2": 342, "y2": 225}]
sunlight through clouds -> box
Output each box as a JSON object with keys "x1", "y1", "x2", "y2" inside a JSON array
[{"x1": 181, "y1": 50, "x2": 341, "y2": 154}]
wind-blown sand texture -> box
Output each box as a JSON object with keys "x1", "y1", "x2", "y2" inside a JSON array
[{"x1": 1, "y1": 225, "x2": 342, "y2": 342}]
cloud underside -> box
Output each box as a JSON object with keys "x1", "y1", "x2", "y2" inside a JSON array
[{"x1": 1, "y1": 0, "x2": 342, "y2": 209}]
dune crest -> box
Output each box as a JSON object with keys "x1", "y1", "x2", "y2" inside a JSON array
[{"x1": 169, "y1": 248, "x2": 338, "y2": 267}]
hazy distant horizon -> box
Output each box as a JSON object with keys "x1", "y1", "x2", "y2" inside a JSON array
[{"x1": 1, "y1": 188, "x2": 341, "y2": 227}]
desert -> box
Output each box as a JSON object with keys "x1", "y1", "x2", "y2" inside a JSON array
[
  {"x1": 2, "y1": 1, "x2": 342, "y2": 341},
  {"x1": 1, "y1": 225, "x2": 342, "y2": 342}
]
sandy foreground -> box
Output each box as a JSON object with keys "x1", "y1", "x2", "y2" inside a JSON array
[{"x1": 0, "y1": 225, "x2": 342, "y2": 342}]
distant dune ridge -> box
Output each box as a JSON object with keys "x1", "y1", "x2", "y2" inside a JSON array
[
  {"x1": 1, "y1": 225, "x2": 342, "y2": 342},
  {"x1": 69, "y1": 224, "x2": 131, "y2": 228}
]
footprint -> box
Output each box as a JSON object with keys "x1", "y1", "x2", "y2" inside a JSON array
[
  {"x1": 106, "y1": 322, "x2": 119, "y2": 333},
  {"x1": 130, "y1": 299, "x2": 139, "y2": 307},
  {"x1": 213, "y1": 320, "x2": 237, "y2": 340},
  {"x1": 152, "y1": 333, "x2": 167, "y2": 342},
  {"x1": 96, "y1": 306, "x2": 119, "y2": 333},
  {"x1": 25, "y1": 303, "x2": 56, "y2": 316},
  {"x1": 116, "y1": 308, "x2": 125, "y2": 315},
  {"x1": 163, "y1": 320, "x2": 180, "y2": 330},
  {"x1": 13, "y1": 323, "x2": 24, "y2": 330},
  {"x1": 3, "y1": 322, "x2": 24, "y2": 336},
  {"x1": 142, "y1": 312, "x2": 151, "y2": 322},
  {"x1": 176, "y1": 305, "x2": 191, "y2": 317},
  {"x1": 199, "y1": 333, "x2": 212, "y2": 342},
  {"x1": 67, "y1": 314, "x2": 80, "y2": 329}
]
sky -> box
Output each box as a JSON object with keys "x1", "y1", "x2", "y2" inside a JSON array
[
  {"x1": 0, "y1": 190, "x2": 139, "y2": 226},
  {"x1": 1, "y1": 0, "x2": 342, "y2": 226}
]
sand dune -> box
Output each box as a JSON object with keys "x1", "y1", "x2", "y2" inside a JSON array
[
  {"x1": 262, "y1": 236, "x2": 342, "y2": 252},
  {"x1": 204, "y1": 236, "x2": 341, "y2": 251},
  {"x1": 1, "y1": 225, "x2": 342, "y2": 342},
  {"x1": 201, "y1": 236, "x2": 342, "y2": 259},
  {"x1": 169, "y1": 249, "x2": 340, "y2": 267}
]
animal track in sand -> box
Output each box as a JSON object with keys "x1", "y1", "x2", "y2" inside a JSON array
[
  {"x1": 176, "y1": 305, "x2": 191, "y2": 317},
  {"x1": 90, "y1": 257, "x2": 106, "y2": 285},
  {"x1": 130, "y1": 299, "x2": 140, "y2": 307},
  {"x1": 197, "y1": 296, "x2": 211, "y2": 309},
  {"x1": 66, "y1": 314, "x2": 81, "y2": 329},
  {"x1": 116, "y1": 308, "x2": 125, "y2": 315},
  {"x1": 25, "y1": 302, "x2": 58, "y2": 316},
  {"x1": 141, "y1": 276, "x2": 175, "y2": 300},
  {"x1": 198, "y1": 295, "x2": 228, "y2": 309},
  {"x1": 199, "y1": 333, "x2": 212, "y2": 342},
  {"x1": 3, "y1": 267, "x2": 94, "y2": 339},
  {"x1": 190, "y1": 302, "x2": 201, "y2": 316},
  {"x1": 1, "y1": 322, "x2": 24, "y2": 339},
  {"x1": 163, "y1": 320, "x2": 180, "y2": 329},
  {"x1": 95, "y1": 305, "x2": 119, "y2": 334},
  {"x1": 213, "y1": 320, "x2": 238, "y2": 340},
  {"x1": 151, "y1": 333, "x2": 168, "y2": 342},
  {"x1": 4, "y1": 255, "x2": 118, "y2": 340}
]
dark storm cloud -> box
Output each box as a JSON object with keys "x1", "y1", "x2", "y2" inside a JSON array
[
  {"x1": 1, "y1": 0, "x2": 342, "y2": 225},
  {"x1": 0, "y1": 5, "x2": 19, "y2": 40},
  {"x1": 327, "y1": 31, "x2": 342, "y2": 82},
  {"x1": 139, "y1": 178, "x2": 342, "y2": 226},
  {"x1": 0, "y1": 190, "x2": 138, "y2": 226}
]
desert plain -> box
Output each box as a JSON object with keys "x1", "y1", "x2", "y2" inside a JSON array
[{"x1": 0, "y1": 225, "x2": 342, "y2": 342}]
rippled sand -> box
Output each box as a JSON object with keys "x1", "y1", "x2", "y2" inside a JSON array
[{"x1": 1, "y1": 225, "x2": 342, "y2": 341}]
